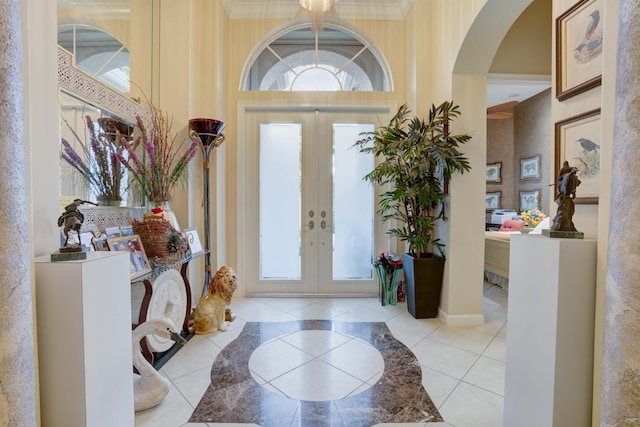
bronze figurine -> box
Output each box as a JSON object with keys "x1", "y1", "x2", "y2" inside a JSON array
[
  {"x1": 57, "y1": 199, "x2": 98, "y2": 248},
  {"x1": 550, "y1": 161, "x2": 581, "y2": 232}
]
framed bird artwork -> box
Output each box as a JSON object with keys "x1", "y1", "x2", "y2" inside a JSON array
[
  {"x1": 486, "y1": 191, "x2": 501, "y2": 212},
  {"x1": 554, "y1": 109, "x2": 601, "y2": 204},
  {"x1": 520, "y1": 155, "x2": 541, "y2": 182},
  {"x1": 486, "y1": 162, "x2": 502, "y2": 183},
  {"x1": 556, "y1": 0, "x2": 603, "y2": 101}
]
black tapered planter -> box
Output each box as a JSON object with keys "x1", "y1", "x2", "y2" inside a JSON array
[{"x1": 402, "y1": 253, "x2": 445, "y2": 318}]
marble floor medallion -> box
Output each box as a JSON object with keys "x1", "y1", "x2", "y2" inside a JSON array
[{"x1": 189, "y1": 320, "x2": 443, "y2": 426}]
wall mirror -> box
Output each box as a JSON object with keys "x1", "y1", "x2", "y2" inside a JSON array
[
  {"x1": 57, "y1": 45, "x2": 142, "y2": 208},
  {"x1": 58, "y1": 23, "x2": 130, "y2": 94}
]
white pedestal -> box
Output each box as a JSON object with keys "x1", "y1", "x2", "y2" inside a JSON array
[
  {"x1": 35, "y1": 251, "x2": 134, "y2": 427},
  {"x1": 503, "y1": 235, "x2": 596, "y2": 427}
]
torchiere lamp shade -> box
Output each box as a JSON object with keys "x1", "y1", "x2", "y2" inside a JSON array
[{"x1": 188, "y1": 118, "x2": 225, "y2": 147}]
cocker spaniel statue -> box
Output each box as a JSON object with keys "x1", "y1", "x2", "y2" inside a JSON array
[{"x1": 192, "y1": 266, "x2": 238, "y2": 334}]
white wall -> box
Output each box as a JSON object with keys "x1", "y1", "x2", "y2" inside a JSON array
[{"x1": 24, "y1": 0, "x2": 59, "y2": 258}]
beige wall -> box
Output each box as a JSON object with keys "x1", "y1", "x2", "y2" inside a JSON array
[
  {"x1": 490, "y1": 0, "x2": 552, "y2": 75},
  {"x1": 514, "y1": 89, "x2": 553, "y2": 212},
  {"x1": 485, "y1": 89, "x2": 553, "y2": 217},
  {"x1": 487, "y1": 115, "x2": 516, "y2": 212}
]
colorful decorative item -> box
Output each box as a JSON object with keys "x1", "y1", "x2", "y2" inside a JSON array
[
  {"x1": 374, "y1": 252, "x2": 403, "y2": 306},
  {"x1": 515, "y1": 208, "x2": 547, "y2": 228}
]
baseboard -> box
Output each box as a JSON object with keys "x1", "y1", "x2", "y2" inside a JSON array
[
  {"x1": 244, "y1": 293, "x2": 378, "y2": 298},
  {"x1": 438, "y1": 308, "x2": 485, "y2": 326}
]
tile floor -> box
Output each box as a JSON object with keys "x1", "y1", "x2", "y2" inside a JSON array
[{"x1": 135, "y1": 282, "x2": 508, "y2": 427}]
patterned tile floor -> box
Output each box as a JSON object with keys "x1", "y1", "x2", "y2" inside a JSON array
[{"x1": 135, "y1": 282, "x2": 508, "y2": 427}]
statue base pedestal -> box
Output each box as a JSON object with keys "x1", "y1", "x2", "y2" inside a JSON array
[
  {"x1": 51, "y1": 249, "x2": 88, "y2": 262},
  {"x1": 542, "y1": 229, "x2": 584, "y2": 239}
]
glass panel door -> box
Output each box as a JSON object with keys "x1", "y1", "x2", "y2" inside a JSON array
[
  {"x1": 244, "y1": 109, "x2": 386, "y2": 295},
  {"x1": 259, "y1": 123, "x2": 302, "y2": 280}
]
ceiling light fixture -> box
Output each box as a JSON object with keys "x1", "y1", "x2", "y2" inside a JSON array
[{"x1": 299, "y1": 0, "x2": 338, "y2": 32}]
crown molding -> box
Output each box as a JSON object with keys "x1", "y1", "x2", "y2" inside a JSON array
[
  {"x1": 221, "y1": 0, "x2": 413, "y2": 20},
  {"x1": 221, "y1": 0, "x2": 300, "y2": 19}
]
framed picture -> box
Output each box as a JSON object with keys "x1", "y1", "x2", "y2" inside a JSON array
[
  {"x1": 119, "y1": 225, "x2": 134, "y2": 236},
  {"x1": 520, "y1": 155, "x2": 541, "y2": 181},
  {"x1": 105, "y1": 226, "x2": 122, "y2": 238},
  {"x1": 184, "y1": 227, "x2": 203, "y2": 255},
  {"x1": 92, "y1": 235, "x2": 110, "y2": 251},
  {"x1": 519, "y1": 190, "x2": 540, "y2": 212},
  {"x1": 486, "y1": 162, "x2": 502, "y2": 183},
  {"x1": 556, "y1": 0, "x2": 603, "y2": 101},
  {"x1": 486, "y1": 191, "x2": 501, "y2": 212},
  {"x1": 60, "y1": 229, "x2": 96, "y2": 249},
  {"x1": 107, "y1": 234, "x2": 152, "y2": 280},
  {"x1": 554, "y1": 108, "x2": 601, "y2": 204}
]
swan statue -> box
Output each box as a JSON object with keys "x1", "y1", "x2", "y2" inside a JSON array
[{"x1": 132, "y1": 317, "x2": 187, "y2": 411}]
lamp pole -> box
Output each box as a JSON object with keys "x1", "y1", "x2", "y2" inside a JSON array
[{"x1": 188, "y1": 119, "x2": 225, "y2": 296}]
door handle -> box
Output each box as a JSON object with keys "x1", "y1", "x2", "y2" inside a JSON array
[
  {"x1": 304, "y1": 220, "x2": 315, "y2": 230},
  {"x1": 320, "y1": 220, "x2": 331, "y2": 230}
]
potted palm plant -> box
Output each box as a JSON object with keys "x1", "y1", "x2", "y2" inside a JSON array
[{"x1": 355, "y1": 101, "x2": 471, "y2": 318}]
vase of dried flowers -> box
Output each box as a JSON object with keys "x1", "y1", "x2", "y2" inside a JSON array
[
  {"x1": 60, "y1": 115, "x2": 130, "y2": 206},
  {"x1": 143, "y1": 202, "x2": 181, "y2": 231},
  {"x1": 118, "y1": 103, "x2": 199, "y2": 228}
]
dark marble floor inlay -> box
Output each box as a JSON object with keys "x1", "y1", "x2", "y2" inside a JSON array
[{"x1": 189, "y1": 320, "x2": 443, "y2": 426}]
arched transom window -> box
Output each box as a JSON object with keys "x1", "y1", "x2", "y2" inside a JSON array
[{"x1": 243, "y1": 21, "x2": 392, "y2": 92}]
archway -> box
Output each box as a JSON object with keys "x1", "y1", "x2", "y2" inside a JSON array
[{"x1": 439, "y1": 0, "x2": 534, "y2": 323}]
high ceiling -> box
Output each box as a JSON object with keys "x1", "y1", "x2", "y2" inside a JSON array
[{"x1": 56, "y1": 0, "x2": 414, "y2": 21}]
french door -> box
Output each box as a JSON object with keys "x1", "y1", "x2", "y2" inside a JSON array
[{"x1": 242, "y1": 107, "x2": 390, "y2": 295}]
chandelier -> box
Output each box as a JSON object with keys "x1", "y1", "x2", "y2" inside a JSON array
[{"x1": 299, "y1": 0, "x2": 338, "y2": 32}]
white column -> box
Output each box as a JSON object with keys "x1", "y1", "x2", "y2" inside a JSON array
[
  {"x1": 600, "y1": 0, "x2": 640, "y2": 423},
  {"x1": 0, "y1": 1, "x2": 37, "y2": 425}
]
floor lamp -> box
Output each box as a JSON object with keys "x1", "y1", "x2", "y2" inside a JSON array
[{"x1": 188, "y1": 118, "x2": 225, "y2": 297}]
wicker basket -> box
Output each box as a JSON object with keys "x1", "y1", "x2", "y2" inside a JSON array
[{"x1": 131, "y1": 218, "x2": 187, "y2": 261}]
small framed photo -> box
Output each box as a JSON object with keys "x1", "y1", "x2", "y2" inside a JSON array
[
  {"x1": 107, "y1": 234, "x2": 152, "y2": 280},
  {"x1": 519, "y1": 190, "x2": 541, "y2": 212},
  {"x1": 556, "y1": 0, "x2": 603, "y2": 101},
  {"x1": 520, "y1": 155, "x2": 541, "y2": 181},
  {"x1": 555, "y1": 108, "x2": 601, "y2": 203},
  {"x1": 184, "y1": 227, "x2": 203, "y2": 255},
  {"x1": 486, "y1": 191, "x2": 501, "y2": 212},
  {"x1": 105, "y1": 226, "x2": 122, "y2": 238},
  {"x1": 60, "y1": 229, "x2": 96, "y2": 249},
  {"x1": 79, "y1": 232, "x2": 96, "y2": 251},
  {"x1": 92, "y1": 235, "x2": 110, "y2": 251},
  {"x1": 120, "y1": 225, "x2": 134, "y2": 236},
  {"x1": 486, "y1": 162, "x2": 502, "y2": 183}
]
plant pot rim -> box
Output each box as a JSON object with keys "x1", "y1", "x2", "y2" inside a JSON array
[{"x1": 403, "y1": 252, "x2": 444, "y2": 259}]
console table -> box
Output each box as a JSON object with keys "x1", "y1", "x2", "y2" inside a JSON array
[{"x1": 131, "y1": 250, "x2": 206, "y2": 366}]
